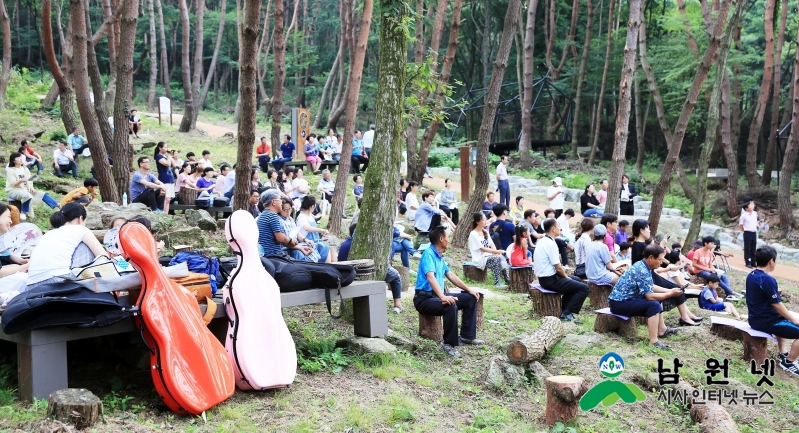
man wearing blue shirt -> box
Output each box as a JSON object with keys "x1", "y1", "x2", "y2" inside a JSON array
[
  {"x1": 351, "y1": 130, "x2": 369, "y2": 173},
  {"x1": 608, "y1": 243, "x2": 684, "y2": 351},
  {"x1": 256, "y1": 189, "x2": 312, "y2": 257},
  {"x1": 414, "y1": 226, "x2": 483, "y2": 357},
  {"x1": 747, "y1": 246, "x2": 799, "y2": 376},
  {"x1": 67, "y1": 126, "x2": 89, "y2": 156},
  {"x1": 129, "y1": 157, "x2": 166, "y2": 211},
  {"x1": 272, "y1": 135, "x2": 296, "y2": 171},
  {"x1": 414, "y1": 191, "x2": 450, "y2": 233},
  {"x1": 489, "y1": 204, "x2": 516, "y2": 250}
]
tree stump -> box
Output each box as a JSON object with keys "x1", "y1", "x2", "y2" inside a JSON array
[
  {"x1": 593, "y1": 312, "x2": 637, "y2": 341},
  {"x1": 47, "y1": 388, "x2": 103, "y2": 429},
  {"x1": 392, "y1": 265, "x2": 410, "y2": 292},
  {"x1": 672, "y1": 382, "x2": 739, "y2": 433},
  {"x1": 463, "y1": 263, "x2": 488, "y2": 282},
  {"x1": 450, "y1": 288, "x2": 485, "y2": 329},
  {"x1": 510, "y1": 267, "x2": 534, "y2": 293},
  {"x1": 710, "y1": 323, "x2": 744, "y2": 341},
  {"x1": 418, "y1": 314, "x2": 443, "y2": 342},
  {"x1": 587, "y1": 283, "x2": 612, "y2": 309},
  {"x1": 506, "y1": 316, "x2": 565, "y2": 364},
  {"x1": 545, "y1": 375, "x2": 588, "y2": 426},
  {"x1": 742, "y1": 333, "x2": 769, "y2": 364},
  {"x1": 529, "y1": 285, "x2": 562, "y2": 318}
]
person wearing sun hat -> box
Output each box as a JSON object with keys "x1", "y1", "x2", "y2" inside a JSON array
[{"x1": 547, "y1": 177, "x2": 565, "y2": 218}]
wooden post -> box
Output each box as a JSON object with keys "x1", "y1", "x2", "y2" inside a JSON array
[
  {"x1": 593, "y1": 313, "x2": 638, "y2": 341},
  {"x1": 545, "y1": 376, "x2": 587, "y2": 426},
  {"x1": 710, "y1": 323, "x2": 744, "y2": 341},
  {"x1": 392, "y1": 265, "x2": 410, "y2": 292},
  {"x1": 742, "y1": 334, "x2": 769, "y2": 364},
  {"x1": 510, "y1": 267, "x2": 534, "y2": 293},
  {"x1": 587, "y1": 283, "x2": 612, "y2": 309},
  {"x1": 463, "y1": 263, "x2": 488, "y2": 282},
  {"x1": 460, "y1": 146, "x2": 470, "y2": 202},
  {"x1": 418, "y1": 314, "x2": 443, "y2": 341},
  {"x1": 506, "y1": 316, "x2": 565, "y2": 364},
  {"x1": 47, "y1": 388, "x2": 103, "y2": 429},
  {"x1": 529, "y1": 287, "x2": 562, "y2": 317}
]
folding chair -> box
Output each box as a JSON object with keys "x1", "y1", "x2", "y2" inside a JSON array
[{"x1": 713, "y1": 238, "x2": 730, "y2": 272}]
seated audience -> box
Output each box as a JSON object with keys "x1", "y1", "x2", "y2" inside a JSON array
[
  {"x1": 608, "y1": 244, "x2": 683, "y2": 350},
  {"x1": 699, "y1": 273, "x2": 744, "y2": 320},
  {"x1": 585, "y1": 225, "x2": 619, "y2": 285},
  {"x1": 129, "y1": 156, "x2": 166, "y2": 211},
  {"x1": 747, "y1": 245, "x2": 799, "y2": 376},
  {"x1": 510, "y1": 225, "x2": 532, "y2": 267},
  {"x1": 214, "y1": 164, "x2": 230, "y2": 195},
  {"x1": 53, "y1": 141, "x2": 79, "y2": 179},
  {"x1": 600, "y1": 214, "x2": 619, "y2": 252},
  {"x1": 103, "y1": 217, "x2": 128, "y2": 255},
  {"x1": 468, "y1": 212, "x2": 509, "y2": 287},
  {"x1": 290, "y1": 168, "x2": 311, "y2": 205},
  {"x1": 256, "y1": 137, "x2": 271, "y2": 172},
  {"x1": 67, "y1": 127, "x2": 89, "y2": 156},
  {"x1": 272, "y1": 135, "x2": 295, "y2": 171},
  {"x1": 414, "y1": 191, "x2": 450, "y2": 233},
  {"x1": 573, "y1": 218, "x2": 595, "y2": 268},
  {"x1": 439, "y1": 179, "x2": 460, "y2": 225},
  {"x1": 20, "y1": 140, "x2": 44, "y2": 174},
  {"x1": 511, "y1": 196, "x2": 526, "y2": 223},
  {"x1": 256, "y1": 189, "x2": 313, "y2": 257},
  {"x1": 663, "y1": 250, "x2": 700, "y2": 289},
  {"x1": 691, "y1": 236, "x2": 742, "y2": 300},
  {"x1": 405, "y1": 181, "x2": 420, "y2": 220},
  {"x1": 519, "y1": 209, "x2": 544, "y2": 253},
  {"x1": 615, "y1": 220, "x2": 630, "y2": 244},
  {"x1": 196, "y1": 167, "x2": 216, "y2": 195},
  {"x1": 415, "y1": 226, "x2": 484, "y2": 357},
  {"x1": 60, "y1": 178, "x2": 99, "y2": 207},
  {"x1": 332, "y1": 133, "x2": 343, "y2": 161},
  {"x1": 351, "y1": 130, "x2": 369, "y2": 173},
  {"x1": 556, "y1": 209, "x2": 576, "y2": 243},
  {"x1": 0, "y1": 203, "x2": 29, "y2": 277},
  {"x1": 482, "y1": 191, "x2": 497, "y2": 219},
  {"x1": 596, "y1": 179, "x2": 608, "y2": 211},
  {"x1": 249, "y1": 190, "x2": 261, "y2": 218},
  {"x1": 353, "y1": 174, "x2": 364, "y2": 201},
  {"x1": 7, "y1": 152, "x2": 60, "y2": 220},
  {"x1": 396, "y1": 178, "x2": 407, "y2": 215},
  {"x1": 304, "y1": 135, "x2": 322, "y2": 173},
  {"x1": 26, "y1": 203, "x2": 108, "y2": 289},
  {"x1": 128, "y1": 109, "x2": 143, "y2": 138},
  {"x1": 392, "y1": 227, "x2": 417, "y2": 270},
  {"x1": 616, "y1": 242, "x2": 631, "y2": 261},
  {"x1": 317, "y1": 169, "x2": 335, "y2": 203},
  {"x1": 489, "y1": 204, "x2": 515, "y2": 250},
  {"x1": 250, "y1": 168, "x2": 264, "y2": 192},
  {"x1": 580, "y1": 184, "x2": 604, "y2": 217},
  {"x1": 296, "y1": 196, "x2": 334, "y2": 263},
  {"x1": 201, "y1": 150, "x2": 215, "y2": 171},
  {"x1": 533, "y1": 218, "x2": 589, "y2": 323}
]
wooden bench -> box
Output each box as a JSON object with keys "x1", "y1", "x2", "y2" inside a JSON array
[
  {"x1": 509, "y1": 266, "x2": 534, "y2": 293},
  {"x1": 284, "y1": 160, "x2": 311, "y2": 172},
  {"x1": 170, "y1": 204, "x2": 233, "y2": 219},
  {"x1": 593, "y1": 308, "x2": 639, "y2": 341},
  {"x1": 710, "y1": 316, "x2": 777, "y2": 364},
  {"x1": 0, "y1": 280, "x2": 387, "y2": 402},
  {"x1": 587, "y1": 282, "x2": 612, "y2": 309},
  {"x1": 320, "y1": 160, "x2": 339, "y2": 171},
  {"x1": 463, "y1": 262, "x2": 487, "y2": 282},
  {"x1": 529, "y1": 284, "x2": 562, "y2": 317},
  {"x1": 418, "y1": 287, "x2": 488, "y2": 341}
]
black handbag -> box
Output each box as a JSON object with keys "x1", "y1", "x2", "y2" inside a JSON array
[
  {"x1": 574, "y1": 263, "x2": 587, "y2": 279},
  {"x1": 213, "y1": 196, "x2": 230, "y2": 207},
  {"x1": 196, "y1": 197, "x2": 211, "y2": 208}
]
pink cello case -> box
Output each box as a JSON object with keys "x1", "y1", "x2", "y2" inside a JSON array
[{"x1": 223, "y1": 210, "x2": 297, "y2": 390}]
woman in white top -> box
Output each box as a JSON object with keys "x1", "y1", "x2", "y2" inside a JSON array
[
  {"x1": 0, "y1": 203, "x2": 29, "y2": 278},
  {"x1": 291, "y1": 168, "x2": 310, "y2": 201},
  {"x1": 6, "y1": 152, "x2": 60, "y2": 219},
  {"x1": 468, "y1": 212, "x2": 509, "y2": 287},
  {"x1": 26, "y1": 203, "x2": 108, "y2": 289},
  {"x1": 296, "y1": 196, "x2": 334, "y2": 263},
  {"x1": 405, "y1": 181, "x2": 420, "y2": 221},
  {"x1": 573, "y1": 218, "x2": 595, "y2": 267}
]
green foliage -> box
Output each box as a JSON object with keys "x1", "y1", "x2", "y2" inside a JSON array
[
  {"x1": 296, "y1": 338, "x2": 351, "y2": 374},
  {"x1": 551, "y1": 422, "x2": 578, "y2": 433},
  {"x1": 49, "y1": 130, "x2": 67, "y2": 142},
  {"x1": 102, "y1": 391, "x2": 136, "y2": 412},
  {"x1": 4, "y1": 67, "x2": 51, "y2": 112}
]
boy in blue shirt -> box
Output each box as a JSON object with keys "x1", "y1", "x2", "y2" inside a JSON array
[
  {"x1": 747, "y1": 245, "x2": 799, "y2": 376},
  {"x1": 698, "y1": 274, "x2": 743, "y2": 320}
]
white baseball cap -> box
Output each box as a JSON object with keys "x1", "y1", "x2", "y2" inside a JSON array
[{"x1": 553, "y1": 177, "x2": 563, "y2": 186}]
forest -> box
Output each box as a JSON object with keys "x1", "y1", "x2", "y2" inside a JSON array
[{"x1": 0, "y1": 0, "x2": 797, "y2": 240}]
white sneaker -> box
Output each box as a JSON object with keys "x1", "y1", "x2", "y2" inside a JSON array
[
  {"x1": 392, "y1": 306, "x2": 403, "y2": 314},
  {"x1": 409, "y1": 269, "x2": 417, "y2": 275},
  {"x1": 412, "y1": 252, "x2": 422, "y2": 259}
]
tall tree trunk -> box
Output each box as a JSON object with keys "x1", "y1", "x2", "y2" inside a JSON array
[
  {"x1": 349, "y1": 0, "x2": 407, "y2": 279},
  {"x1": 312, "y1": 44, "x2": 341, "y2": 129},
  {"x1": 84, "y1": 3, "x2": 113, "y2": 154},
  {"x1": 110, "y1": 0, "x2": 139, "y2": 202},
  {"x1": 777, "y1": 20, "x2": 799, "y2": 231},
  {"x1": 719, "y1": 71, "x2": 738, "y2": 217},
  {"x1": 234, "y1": 0, "x2": 261, "y2": 211},
  {"x1": 402, "y1": 0, "x2": 425, "y2": 182},
  {"x1": 568, "y1": 0, "x2": 592, "y2": 158},
  {"x1": 270, "y1": 0, "x2": 286, "y2": 151},
  {"x1": 70, "y1": 0, "x2": 118, "y2": 203},
  {"x1": 0, "y1": 0, "x2": 10, "y2": 109},
  {"x1": 147, "y1": 0, "x2": 158, "y2": 111},
  {"x1": 675, "y1": 0, "x2": 698, "y2": 57},
  {"x1": 518, "y1": 0, "x2": 540, "y2": 168},
  {"x1": 647, "y1": 0, "x2": 731, "y2": 234},
  {"x1": 328, "y1": 0, "x2": 373, "y2": 236},
  {"x1": 686, "y1": 0, "x2": 743, "y2": 244},
  {"x1": 155, "y1": 0, "x2": 171, "y2": 99},
  {"x1": 762, "y1": 0, "x2": 788, "y2": 186},
  {"x1": 42, "y1": 0, "x2": 79, "y2": 133},
  {"x1": 187, "y1": 0, "x2": 206, "y2": 127},
  {"x1": 744, "y1": 0, "x2": 775, "y2": 187},
  {"x1": 634, "y1": 71, "x2": 646, "y2": 173},
  {"x1": 200, "y1": 0, "x2": 227, "y2": 107},
  {"x1": 588, "y1": 0, "x2": 614, "y2": 166},
  {"x1": 604, "y1": 0, "x2": 641, "y2": 216},
  {"x1": 453, "y1": 0, "x2": 522, "y2": 247},
  {"x1": 103, "y1": 0, "x2": 118, "y2": 115},
  {"x1": 327, "y1": 5, "x2": 350, "y2": 131},
  {"x1": 177, "y1": 0, "x2": 195, "y2": 132},
  {"x1": 545, "y1": 0, "x2": 578, "y2": 139}
]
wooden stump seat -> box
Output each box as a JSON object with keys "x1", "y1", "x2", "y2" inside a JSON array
[
  {"x1": 449, "y1": 287, "x2": 486, "y2": 329},
  {"x1": 593, "y1": 308, "x2": 638, "y2": 341},
  {"x1": 545, "y1": 375, "x2": 588, "y2": 426},
  {"x1": 710, "y1": 316, "x2": 777, "y2": 364},
  {"x1": 529, "y1": 284, "x2": 562, "y2": 318},
  {"x1": 418, "y1": 314, "x2": 443, "y2": 342},
  {"x1": 587, "y1": 282, "x2": 612, "y2": 309},
  {"x1": 509, "y1": 266, "x2": 534, "y2": 293},
  {"x1": 392, "y1": 265, "x2": 411, "y2": 292},
  {"x1": 463, "y1": 262, "x2": 488, "y2": 282}
]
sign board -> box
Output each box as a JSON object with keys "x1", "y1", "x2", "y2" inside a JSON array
[
  {"x1": 158, "y1": 97, "x2": 172, "y2": 125},
  {"x1": 291, "y1": 108, "x2": 311, "y2": 160}
]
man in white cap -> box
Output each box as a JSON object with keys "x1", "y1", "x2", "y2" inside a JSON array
[{"x1": 547, "y1": 177, "x2": 565, "y2": 218}]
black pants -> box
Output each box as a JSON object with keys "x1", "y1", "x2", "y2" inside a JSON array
[
  {"x1": 133, "y1": 187, "x2": 165, "y2": 211},
  {"x1": 555, "y1": 238, "x2": 569, "y2": 266},
  {"x1": 620, "y1": 201, "x2": 634, "y2": 216},
  {"x1": 418, "y1": 214, "x2": 441, "y2": 233},
  {"x1": 258, "y1": 155, "x2": 271, "y2": 172},
  {"x1": 351, "y1": 155, "x2": 369, "y2": 173},
  {"x1": 440, "y1": 205, "x2": 459, "y2": 225},
  {"x1": 554, "y1": 209, "x2": 563, "y2": 219},
  {"x1": 55, "y1": 162, "x2": 78, "y2": 178},
  {"x1": 652, "y1": 271, "x2": 678, "y2": 289},
  {"x1": 743, "y1": 231, "x2": 757, "y2": 267},
  {"x1": 537, "y1": 274, "x2": 589, "y2": 316},
  {"x1": 413, "y1": 291, "x2": 477, "y2": 346}
]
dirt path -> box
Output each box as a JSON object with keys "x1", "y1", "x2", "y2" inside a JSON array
[{"x1": 147, "y1": 112, "x2": 237, "y2": 138}]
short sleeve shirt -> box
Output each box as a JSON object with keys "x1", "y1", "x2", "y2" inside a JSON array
[
  {"x1": 692, "y1": 248, "x2": 714, "y2": 272},
  {"x1": 155, "y1": 154, "x2": 174, "y2": 184},
  {"x1": 496, "y1": 163, "x2": 508, "y2": 180},
  {"x1": 608, "y1": 260, "x2": 653, "y2": 301},
  {"x1": 739, "y1": 210, "x2": 759, "y2": 232},
  {"x1": 256, "y1": 210, "x2": 286, "y2": 256},
  {"x1": 746, "y1": 269, "x2": 783, "y2": 330},
  {"x1": 489, "y1": 220, "x2": 516, "y2": 250},
  {"x1": 129, "y1": 171, "x2": 158, "y2": 202},
  {"x1": 547, "y1": 185, "x2": 565, "y2": 210},
  {"x1": 415, "y1": 245, "x2": 450, "y2": 292},
  {"x1": 533, "y1": 236, "x2": 560, "y2": 278},
  {"x1": 585, "y1": 241, "x2": 614, "y2": 282},
  {"x1": 280, "y1": 142, "x2": 296, "y2": 158}
]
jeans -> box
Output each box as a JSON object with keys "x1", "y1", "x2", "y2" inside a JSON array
[
  {"x1": 497, "y1": 179, "x2": 510, "y2": 207},
  {"x1": 413, "y1": 291, "x2": 477, "y2": 346},
  {"x1": 365, "y1": 147, "x2": 372, "y2": 157},
  {"x1": 272, "y1": 157, "x2": 292, "y2": 171},
  {"x1": 583, "y1": 208, "x2": 604, "y2": 217},
  {"x1": 697, "y1": 270, "x2": 734, "y2": 296},
  {"x1": 351, "y1": 155, "x2": 369, "y2": 172},
  {"x1": 333, "y1": 154, "x2": 341, "y2": 162},
  {"x1": 386, "y1": 266, "x2": 402, "y2": 300},
  {"x1": 26, "y1": 158, "x2": 44, "y2": 173},
  {"x1": 258, "y1": 155, "x2": 271, "y2": 172},
  {"x1": 55, "y1": 161, "x2": 79, "y2": 178},
  {"x1": 537, "y1": 274, "x2": 590, "y2": 316},
  {"x1": 392, "y1": 238, "x2": 416, "y2": 268},
  {"x1": 743, "y1": 231, "x2": 757, "y2": 267},
  {"x1": 41, "y1": 193, "x2": 59, "y2": 209}
]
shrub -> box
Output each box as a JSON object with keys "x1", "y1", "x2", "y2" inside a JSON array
[{"x1": 50, "y1": 130, "x2": 67, "y2": 142}]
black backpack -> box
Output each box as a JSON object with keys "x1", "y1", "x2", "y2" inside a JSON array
[
  {"x1": 1, "y1": 281, "x2": 136, "y2": 334},
  {"x1": 267, "y1": 255, "x2": 357, "y2": 318}
]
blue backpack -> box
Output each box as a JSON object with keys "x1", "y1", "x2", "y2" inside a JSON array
[{"x1": 169, "y1": 252, "x2": 220, "y2": 295}]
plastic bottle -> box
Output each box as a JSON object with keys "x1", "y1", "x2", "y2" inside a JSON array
[{"x1": 122, "y1": 192, "x2": 128, "y2": 206}]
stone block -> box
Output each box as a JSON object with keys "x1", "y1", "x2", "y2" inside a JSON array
[
  {"x1": 185, "y1": 209, "x2": 218, "y2": 231},
  {"x1": 667, "y1": 209, "x2": 683, "y2": 217},
  {"x1": 635, "y1": 201, "x2": 652, "y2": 210},
  {"x1": 633, "y1": 209, "x2": 650, "y2": 216},
  {"x1": 336, "y1": 336, "x2": 397, "y2": 355}
]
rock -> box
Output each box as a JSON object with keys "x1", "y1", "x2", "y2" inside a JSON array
[
  {"x1": 140, "y1": 141, "x2": 158, "y2": 149},
  {"x1": 336, "y1": 336, "x2": 397, "y2": 355},
  {"x1": 528, "y1": 361, "x2": 553, "y2": 384},
  {"x1": 54, "y1": 184, "x2": 76, "y2": 195},
  {"x1": 656, "y1": 218, "x2": 687, "y2": 243},
  {"x1": 384, "y1": 328, "x2": 418, "y2": 352},
  {"x1": 484, "y1": 355, "x2": 525, "y2": 392},
  {"x1": 679, "y1": 218, "x2": 692, "y2": 230},
  {"x1": 771, "y1": 243, "x2": 785, "y2": 252},
  {"x1": 700, "y1": 223, "x2": 722, "y2": 239},
  {"x1": 633, "y1": 195, "x2": 643, "y2": 203},
  {"x1": 635, "y1": 201, "x2": 652, "y2": 210},
  {"x1": 32, "y1": 130, "x2": 46, "y2": 139},
  {"x1": 634, "y1": 209, "x2": 650, "y2": 216},
  {"x1": 718, "y1": 232, "x2": 734, "y2": 243},
  {"x1": 560, "y1": 332, "x2": 605, "y2": 350},
  {"x1": 631, "y1": 372, "x2": 661, "y2": 391},
  {"x1": 564, "y1": 189, "x2": 582, "y2": 203},
  {"x1": 217, "y1": 218, "x2": 227, "y2": 229},
  {"x1": 185, "y1": 209, "x2": 218, "y2": 231},
  {"x1": 223, "y1": 132, "x2": 235, "y2": 138},
  {"x1": 84, "y1": 202, "x2": 155, "y2": 230},
  {"x1": 156, "y1": 226, "x2": 208, "y2": 248},
  {"x1": 667, "y1": 209, "x2": 683, "y2": 217}
]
